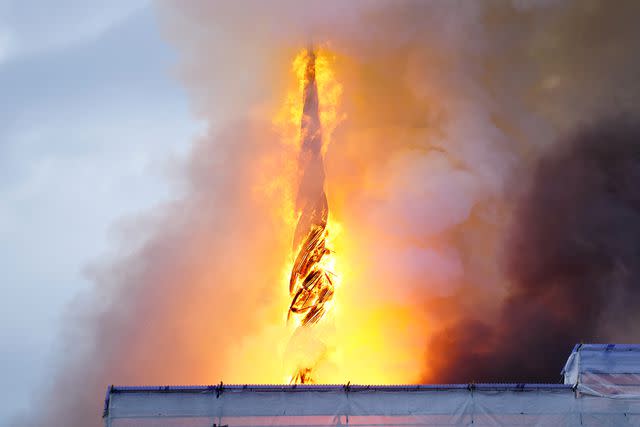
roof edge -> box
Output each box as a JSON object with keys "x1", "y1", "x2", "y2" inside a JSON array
[{"x1": 108, "y1": 383, "x2": 573, "y2": 394}]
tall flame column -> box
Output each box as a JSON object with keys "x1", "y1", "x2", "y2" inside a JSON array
[{"x1": 287, "y1": 50, "x2": 336, "y2": 383}]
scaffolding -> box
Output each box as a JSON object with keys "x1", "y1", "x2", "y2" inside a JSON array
[{"x1": 103, "y1": 344, "x2": 640, "y2": 426}]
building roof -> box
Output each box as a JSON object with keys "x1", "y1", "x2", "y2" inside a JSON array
[{"x1": 103, "y1": 344, "x2": 640, "y2": 427}]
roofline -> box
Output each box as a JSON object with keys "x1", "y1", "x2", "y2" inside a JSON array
[
  {"x1": 108, "y1": 383, "x2": 573, "y2": 393},
  {"x1": 103, "y1": 383, "x2": 574, "y2": 418},
  {"x1": 570, "y1": 343, "x2": 640, "y2": 351}
]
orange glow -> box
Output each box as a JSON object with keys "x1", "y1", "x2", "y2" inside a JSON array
[
  {"x1": 270, "y1": 48, "x2": 429, "y2": 384},
  {"x1": 281, "y1": 48, "x2": 342, "y2": 383},
  {"x1": 274, "y1": 49, "x2": 344, "y2": 153},
  {"x1": 198, "y1": 47, "x2": 434, "y2": 386}
]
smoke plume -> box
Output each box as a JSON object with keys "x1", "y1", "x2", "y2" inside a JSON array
[
  {"x1": 14, "y1": 1, "x2": 640, "y2": 426},
  {"x1": 428, "y1": 118, "x2": 640, "y2": 383}
]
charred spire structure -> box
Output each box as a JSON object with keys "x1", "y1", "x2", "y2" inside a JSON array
[{"x1": 287, "y1": 49, "x2": 336, "y2": 382}]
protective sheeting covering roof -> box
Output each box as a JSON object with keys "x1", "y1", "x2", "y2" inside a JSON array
[
  {"x1": 104, "y1": 344, "x2": 640, "y2": 427},
  {"x1": 563, "y1": 343, "x2": 640, "y2": 398}
]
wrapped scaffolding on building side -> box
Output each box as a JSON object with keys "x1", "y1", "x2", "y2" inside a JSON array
[{"x1": 104, "y1": 344, "x2": 640, "y2": 427}]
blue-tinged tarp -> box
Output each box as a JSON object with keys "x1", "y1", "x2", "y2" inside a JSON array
[{"x1": 103, "y1": 344, "x2": 640, "y2": 427}]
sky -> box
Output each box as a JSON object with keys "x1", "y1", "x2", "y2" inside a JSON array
[{"x1": 0, "y1": 1, "x2": 200, "y2": 423}]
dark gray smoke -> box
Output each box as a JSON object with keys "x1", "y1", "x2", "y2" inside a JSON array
[{"x1": 428, "y1": 117, "x2": 640, "y2": 383}]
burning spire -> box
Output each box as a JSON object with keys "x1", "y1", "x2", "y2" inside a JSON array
[{"x1": 287, "y1": 48, "x2": 338, "y2": 383}]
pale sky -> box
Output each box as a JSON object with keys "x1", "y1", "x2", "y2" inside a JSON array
[{"x1": 0, "y1": 1, "x2": 200, "y2": 423}]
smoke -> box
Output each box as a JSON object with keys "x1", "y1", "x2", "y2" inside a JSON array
[
  {"x1": 420, "y1": 0, "x2": 640, "y2": 383},
  {"x1": 14, "y1": 0, "x2": 640, "y2": 425},
  {"x1": 11, "y1": 119, "x2": 299, "y2": 427},
  {"x1": 428, "y1": 117, "x2": 640, "y2": 383}
]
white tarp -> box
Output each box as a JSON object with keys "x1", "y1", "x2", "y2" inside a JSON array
[
  {"x1": 103, "y1": 384, "x2": 640, "y2": 427},
  {"x1": 563, "y1": 344, "x2": 640, "y2": 398}
]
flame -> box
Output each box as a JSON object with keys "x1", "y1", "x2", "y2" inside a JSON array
[
  {"x1": 280, "y1": 48, "x2": 342, "y2": 383},
  {"x1": 254, "y1": 47, "x2": 429, "y2": 386},
  {"x1": 275, "y1": 49, "x2": 343, "y2": 153}
]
